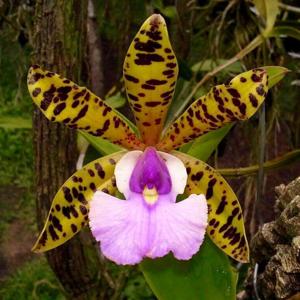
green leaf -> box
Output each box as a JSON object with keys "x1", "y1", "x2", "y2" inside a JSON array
[
  {"x1": 269, "y1": 26, "x2": 300, "y2": 40},
  {"x1": 79, "y1": 131, "x2": 122, "y2": 156},
  {"x1": 263, "y1": 66, "x2": 290, "y2": 88},
  {"x1": 0, "y1": 116, "x2": 32, "y2": 129},
  {"x1": 184, "y1": 124, "x2": 233, "y2": 161},
  {"x1": 141, "y1": 237, "x2": 238, "y2": 300},
  {"x1": 105, "y1": 92, "x2": 126, "y2": 109},
  {"x1": 253, "y1": 0, "x2": 279, "y2": 34}
]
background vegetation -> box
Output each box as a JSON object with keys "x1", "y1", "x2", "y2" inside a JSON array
[{"x1": 0, "y1": 0, "x2": 299, "y2": 299}]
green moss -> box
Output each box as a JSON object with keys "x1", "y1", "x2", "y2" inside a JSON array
[{"x1": 0, "y1": 258, "x2": 65, "y2": 300}]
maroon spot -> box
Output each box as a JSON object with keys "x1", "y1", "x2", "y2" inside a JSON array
[
  {"x1": 223, "y1": 226, "x2": 236, "y2": 239},
  {"x1": 219, "y1": 216, "x2": 234, "y2": 233},
  {"x1": 102, "y1": 106, "x2": 112, "y2": 116},
  {"x1": 155, "y1": 118, "x2": 161, "y2": 125},
  {"x1": 227, "y1": 88, "x2": 241, "y2": 98},
  {"x1": 214, "y1": 221, "x2": 220, "y2": 228},
  {"x1": 166, "y1": 63, "x2": 176, "y2": 69},
  {"x1": 163, "y1": 70, "x2": 174, "y2": 76},
  {"x1": 209, "y1": 218, "x2": 216, "y2": 226},
  {"x1": 217, "y1": 114, "x2": 225, "y2": 121},
  {"x1": 256, "y1": 84, "x2": 264, "y2": 96},
  {"x1": 79, "y1": 205, "x2": 88, "y2": 215},
  {"x1": 73, "y1": 89, "x2": 86, "y2": 100},
  {"x1": 206, "y1": 178, "x2": 217, "y2": 200},
  {"x1": 71, "y1": 100, "x2": 80, "y2": 108},
  {"x1": 40, "y1": 231, "x2": 48, "y2": 246},
  {"x1": 55, "y1": 204, "x2": 61, "y2": 211},
  {"x1": 146, "y1": 79, "x2": 167, "y2": 85},
  {"x1": 70, "y1": 206, "x2": 79, "y2": 218},
  {"x1": 142, "y1": 122, "x2": 151, "y2": 126},
  {"x1": 71, "y1": 224, "x2": 77, "y2": 233},
  {"x1": 141, "y1": 84, "x2": 155, "y2": 91},
  {"x1": 138, "y1": 93, "x2": 145, "y2": 97},
  {"x1": 232, "y1": 207, "x2": 240, "y2": 217},
  {"x1": 124, "y1": 74, "x2": 139, "y2": 83},
  {"x1": 72, "y1": 187, "x2": 78, "y2": 198},
  {"x1": 191, "y1": 171, "x2": 203, "y2": 181},
  {"x1": 167, "y1": 55, "x2": 175, "y2": 59},
  {"x1": 135, "y1": 53, "x2": 164, "y2": 65},
  {"x1": 49, "y1": 225, "x2": 59, "y2": 241},
  {"x1": 53, "y1": 103, "x2": 66, "y2": 115},
  {"x1": 71, "y1": 105, "x2": 88, "y2": 123},
  {"x1": 62, "y1": 206, "x2": 72, "y2": 219},
  {"x1": 146, "y1": 30, "x2": 162, "y2": 41},
  {"x1": 88, "y1": 169, "x2": 95, "y2": 177},
  {"x1": 84, "y1": 92, "x2": 90, "y2": 101},
  {"x1": 90, "y1": 182, "x2": 96, "y2": 191},
  {"x1": 164, "y1": 48, "x2": 171, "y2": 53},
  {"x1": 134, "y1": 40, "x2": 161, "y2": 52},
  {"x1": 161, "y1": 89, "x2": 174, "y2": 98},
  {"x1": 229, "y1": 233, "x2": 241, "y2": 245},
  {"x1": 232, "y1": 97, "x2": 241, "y2": 107},
  {"x1": 240, "y1": 103, "x2": 246, "y2": 115},
  {"x1": 186, "y1": 116, "x2": 194, "y2": 127},
  {"x1": 63, "y1": 187, "x2": 73, "y2": 203},
  {"x1": 216, "y1": 196, "x2": 228, "y2": 214},
  {"x1": 95, "y1": 163, "x2": 105, "y2": 179},
  {"x1": 145, "y1": 101, "x2": 161, "y2": 107},
  {"x1": 251, "y1": 73, "x2": 262, "y2": 82},
  {"x1": 30, "y1": 72, "x2": 44, "y2": 83},
  {"x1": 57, "y1": 86, "x2": 72, "y2": 94},
  {"x1": 52, "y1": 216, "x2": 63, "y2": 232},
  {"x1": 32, "y1": 88, "x2": 41, "y2": 97},
  {"x1": 77, "y1": 193, "x2": 87, "y2": 205},
  {"x1": 240, "y1": 77, "x2": 247, "y2": 82},
  {"x1": 128, "y1": 93, "x2": 138, "y2": 101}
]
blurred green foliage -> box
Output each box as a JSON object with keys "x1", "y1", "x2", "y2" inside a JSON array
[{"x1": 0, "y1": 258, "x2": 64, "y2": 300}]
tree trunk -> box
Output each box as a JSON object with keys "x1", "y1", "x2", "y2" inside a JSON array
[{"x1": 31, "y1": 1, "x2": 97, "y2": 299}]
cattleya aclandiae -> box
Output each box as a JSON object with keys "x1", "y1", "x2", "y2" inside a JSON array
[{"x1": 28, "y1": 14, "x2": 268, "y2": 265}]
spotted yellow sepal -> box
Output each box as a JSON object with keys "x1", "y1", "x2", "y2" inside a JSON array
[
  {"x1": 32, "y1": 151, "x2": 125, "y2": 253},
  {"x1": 158, "y1": 68, "x2": 268, "y2": 151},
  {"x1": 174, "y1": 151, "x2": 249, "y2": 263},
  {"x1": 28, "y1": 66, "x2": 144, "y2": 150},
  {"x1": 123, "y1": 14, "x2": 178, "y2": 146}
]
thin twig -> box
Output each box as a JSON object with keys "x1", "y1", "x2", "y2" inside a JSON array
[
  {"x1": 279, "y1": 2, "x2": 300, "y2": 14},
  {"x1": 217, "y1": 149, "x2": 300, "y2": 177}
]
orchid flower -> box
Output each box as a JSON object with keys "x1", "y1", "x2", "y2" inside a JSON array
[{"x1": 28, "y1": 14, "x2": 268, "y2": 265}]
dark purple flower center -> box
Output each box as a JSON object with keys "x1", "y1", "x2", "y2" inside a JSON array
[{"x1": 129, "y1": 147, "x2": 172, "y2": 194}]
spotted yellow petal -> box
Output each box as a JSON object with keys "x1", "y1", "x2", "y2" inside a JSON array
[
  {"x1": 123, "y1": 14, "x2": 178, "y2": 146},
  {"x1": 28, "y1": 66, "x2": 144, "y2": 150},
  {"x1": 158, "y1": 68, "x2": 268, "y2": 151},
  {"x1": 32, "y1": 151, "x2": 125, "y2": 253},
  {"x1": 174, "y1": 151, "x2": 249, "y2": 263}
]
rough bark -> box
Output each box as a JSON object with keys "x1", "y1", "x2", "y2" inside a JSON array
[
  {"x1": 87, "y1": 0, "x2": 104, "y2": 96},
  {"x1": 31, "y1": 1, "x2": 98, "y2": 299},
  {"x1": 238, "y1": 177, "x2": 300, "y2": 300}
]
